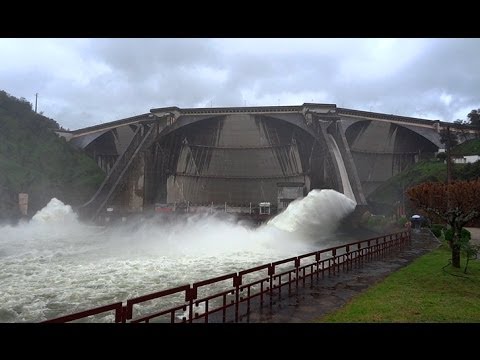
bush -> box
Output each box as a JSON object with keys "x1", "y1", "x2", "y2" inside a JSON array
[
  {"x1": 367, "y1": 215, "x2": 387, "y2": 227},
  {"x1": 436, "y1": 152, "x2": 447, "y2": 161},
  {"x1": 362, "y1": 214, "x2": 401, "y2": 234},
  {"x1": 431, "y1": 224, "x2": 445, "y2": 238},
  {"x1": 444, "y1": 228, "x2": 471, "y2": 242},
  {"x1": 397, "y1": 216, "x2": 408, "y2": 227}
]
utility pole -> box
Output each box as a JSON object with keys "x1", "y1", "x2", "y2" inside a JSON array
[
  {"x1": 35, "y1": 93, "x2": 38, "y2": 113},
  {"x1": 446, "y1": 126, "x2": 452, "y2": 223},
  {"x1": 446, "y1": 125, "x2": 452, "y2": 184}
]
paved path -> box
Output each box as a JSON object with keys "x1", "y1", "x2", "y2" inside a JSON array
[
  {"x1": 465, "y1": 227, "x2": 480, "y2": 246},
  {"x1": 241, "y1": 229, "x2": 441, "y2": 323}
]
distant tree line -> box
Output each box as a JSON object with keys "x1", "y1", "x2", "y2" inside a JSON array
[
  {"x1": 439, "y1": 108, "x2": 480, "y2": 148},
  {"x1": 454, "y1": 109, "x2": 480, "y2": 127}
]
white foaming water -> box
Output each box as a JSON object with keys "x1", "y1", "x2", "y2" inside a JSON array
[
  {"x1": 269, "y1": 189, "x2": 356, "y2": 235},
  {"x1": 0, "y1": 191, "x2": 356, "y2": 322}
]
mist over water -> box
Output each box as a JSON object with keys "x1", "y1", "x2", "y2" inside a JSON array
[{"x1": 0, "y1": 189, "x2": 356, "y2": 322}]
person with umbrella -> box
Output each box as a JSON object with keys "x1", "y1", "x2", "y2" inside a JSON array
[{"x1": 411, "y1": 214, "x2": 422, "y2": 230}]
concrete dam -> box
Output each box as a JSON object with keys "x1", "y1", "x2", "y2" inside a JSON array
[{"x1": 57, "y1": 103, "x2": 477, "y2": 220}]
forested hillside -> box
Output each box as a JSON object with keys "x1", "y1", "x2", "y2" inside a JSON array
[
  {"x1": 368, "y1": 149, "x2": 480, "y2": 215},
  {"x1": 0, "y1": 90, "x2": 104, "y2": 221}
]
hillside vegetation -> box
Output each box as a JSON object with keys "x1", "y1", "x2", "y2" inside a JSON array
[
  {"x1": 452, "y1": 138, "x2": 480, "y2": 156},
  {"x1": 368, "y1": 141, "x2": 480, "y2": 215},
  {"x1": 0, "y1": 90, "x2": 104, "y2": 221}
]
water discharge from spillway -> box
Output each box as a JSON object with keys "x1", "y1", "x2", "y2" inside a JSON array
[
  {"x1": 0, "y1": 190, "x2": 356, "y2": 322},
  {"x1": 327, "y1": 134, "x2": 356, "y2": 203}
]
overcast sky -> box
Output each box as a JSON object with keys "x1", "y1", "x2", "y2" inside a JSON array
[{"x1": 1, "y1": 38, "x2": 479, "y2": 130}]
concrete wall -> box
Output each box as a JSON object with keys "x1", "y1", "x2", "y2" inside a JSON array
[
  {"x1": 344, "y1": 119, "x2": 438, "y2": 197},
  {"x1": 157, "y1": 114, "x2": 316, "y2": 205},
  {"x1": 277, "y1": 185, "x2": 304, "y2": 211},
  {"x1": 75, "y1": 105, "x2": 475, "y2": 213}
]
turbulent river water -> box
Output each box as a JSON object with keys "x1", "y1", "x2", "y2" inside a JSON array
[{"x1": 0, "y1": 189, "x2": 357, "y2": 322}]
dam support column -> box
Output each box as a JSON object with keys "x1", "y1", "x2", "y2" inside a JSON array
[
  {"x1": 305, "y1": 105, "x2": 366, "y2": 205},
  {"x1": 328, "y1": 120, "x2": 367, "y2": 205}
]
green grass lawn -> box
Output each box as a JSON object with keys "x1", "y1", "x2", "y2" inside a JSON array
[{"x1": 319, "y1": 246, "x2": 480, "y2": 322}]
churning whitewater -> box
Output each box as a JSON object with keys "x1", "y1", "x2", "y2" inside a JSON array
[{"x1": 0, "y1": 189, "x2": 356, "y2": 322}]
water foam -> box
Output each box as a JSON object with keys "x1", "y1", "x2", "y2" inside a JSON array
[
  {"x1": 268, "y1": 189, "x2": 356, "y2": 236},
  {"x1": 0, "y1": 190, "x2": 356, "y2": 322}
]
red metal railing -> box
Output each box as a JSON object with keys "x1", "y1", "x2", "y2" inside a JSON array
[
  {"x1": 43, "y1": 302, "x2": 124, "y2": 323},
  {"x1": 42, "y1": 230, "x2": 411, "y2": 323}
]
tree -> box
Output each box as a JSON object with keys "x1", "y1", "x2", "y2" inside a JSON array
[
  {"x1": 407, "y1": 180, "x2": 480, "y2": 268},
  {"x1": 439, "y1": 126, "x2": 457, "y2": 182},
  {"x1": 467, "y1": 109, "x2": 480, "y2": 127},
  {"x1": 436, "y1": 152, "x2": 447, "y2": 161},
  {"x1": 439, "y1": 127, "x2": 459, "y2": 147}
]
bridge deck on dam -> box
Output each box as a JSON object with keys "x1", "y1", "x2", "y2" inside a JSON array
[{"x1": 240, "y1": 229, "x2": 440, "y2": 323}]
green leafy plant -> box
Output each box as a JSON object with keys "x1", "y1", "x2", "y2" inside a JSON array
[{"x1": 431, "y1": 223, "x2": 445, "y2": 238}]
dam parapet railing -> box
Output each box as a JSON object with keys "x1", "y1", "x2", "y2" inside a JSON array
[{"x1": 43, "y1": 230, "x2": 411, "y2": 323}]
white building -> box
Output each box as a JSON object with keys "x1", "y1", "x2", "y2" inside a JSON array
[{"x1": 452, "y1": 155, "x2": 480, "y2": 164}]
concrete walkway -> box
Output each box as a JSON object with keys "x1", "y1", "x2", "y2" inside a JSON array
[
  {"x1": 241, "y1": 229, "x2": 441, "y2": 323},
  {"x1": 465, "y1": 227, "x2": 480, "y2": 246}
]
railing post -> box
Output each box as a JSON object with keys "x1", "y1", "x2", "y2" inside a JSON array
[
  {"x1": 186, "y1": 286, "x2": 196, "y2": 324},
  {"x1": 357, "y1": 243, "x2": 361, "y2": 266},
  {"x1": 346, "y1": 245, "x2": 350, "y2": 270},
  {"x1": 295, "y1": 258, "x2": 300, "y2": 289},
  {"x1": 332, "y1": 248, "x2": 337, "y2": 275},
  {"x1": 120, "y1": 305, "x2": 127, "y2": 323},
  {"x1": 268, "y1": 264, "x2": 274, "y2": 306},
  {"x1": 234, "y1": 274, "x2": 241, "y2": 323}
]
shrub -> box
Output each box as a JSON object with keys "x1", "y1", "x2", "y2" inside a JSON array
[
  {"x1": 444, "y1": 228, "x2": 471, "y2": 242},
  {"x1": 431, "y1": 224, "x2": 445, "y2": 238},
  {"x1": 436, "y1": 152, "x2": 447, "y2": 161},
  {"x1": 397, "y1": 216, "x2": 408, "y2": 227},
  {"x1": 367, "y1": 215, "x2": 386, "y2": 227}
]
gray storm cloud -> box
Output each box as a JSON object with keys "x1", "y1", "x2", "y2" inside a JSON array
[{"x1": 0, "y1": 38, "x2": 479, "y2": 130}]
